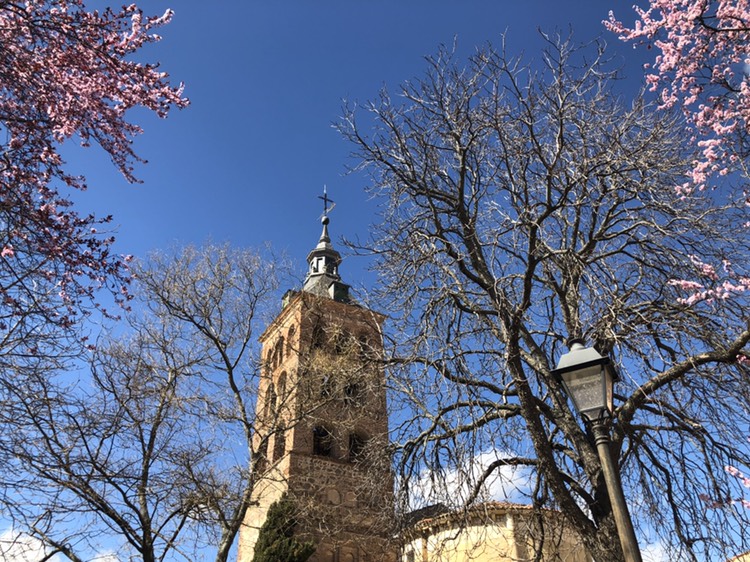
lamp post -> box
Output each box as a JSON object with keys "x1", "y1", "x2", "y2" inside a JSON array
[{"x1": 552, "y1": 339, "x2": 643, "y2": 562}]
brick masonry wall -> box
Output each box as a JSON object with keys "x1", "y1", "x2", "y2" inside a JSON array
[{"x1": 238, "y1": 292, "x2": 397, "y2": 562}]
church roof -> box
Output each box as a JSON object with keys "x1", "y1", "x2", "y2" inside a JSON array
[
  {"x1": 401, "y1": 503, "x2": 451, "y2": 529},
  {"x1": 402, "y1": 501, "x2": 558, "y2": 534}
]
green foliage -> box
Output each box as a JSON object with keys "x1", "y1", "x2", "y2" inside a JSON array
[{"x1": 252, "y1": 494, "x2": 315, "y2": 562}]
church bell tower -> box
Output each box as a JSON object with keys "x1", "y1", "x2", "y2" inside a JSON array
[{"x1": 237, "y1": 199, "x2": 396, "y2": 562}]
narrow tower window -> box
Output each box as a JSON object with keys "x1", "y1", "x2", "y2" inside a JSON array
[
  {"x1": 312, "y1": 426, "x2": 334, "y2": 457},
  {"x1": 344, "y1": 381, "x2": 364, "y2": 406},
  {"x1": 275, "y1": 337, "x2": 284, "y2": 368},
  {"x1": 287, "y1": 325, "x2": 296, "y2": 356},
  {"x1": 273, "y1": 425, "x2": 286, "y2": 462},
  {"x1": 349, "y1": 432, "x2": 368, "y2": 462},
  {"x1": 264, "y1": 383, "x2": 276, "y2": 422}
]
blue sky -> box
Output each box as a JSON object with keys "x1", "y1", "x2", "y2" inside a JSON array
[{"x1": 65, "y1": 0, "x2": 653, "y2": 290}]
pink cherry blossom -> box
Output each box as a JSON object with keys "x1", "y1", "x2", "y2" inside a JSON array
[
  {"x1": 607, "y1": 1, "x2": 750, "y2": 190},
  {"x1": 699, "y1": 465, "x2": 750, "y2": 508},
  {"x1": 608, "y1": 3, "x2": 750, "y2": 313},
  {"x1": 669, "y1": 256, "x2": 750, "y2": 305},
  {"x1": 0, "y1": 1, "x2": 187, "y2": 354}
]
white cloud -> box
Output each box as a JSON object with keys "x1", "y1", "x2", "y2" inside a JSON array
[
  {"x1": 641, "y1": 540, "x2": 669, "y2": 562},
  {"x1": 0, "y1": 528, "x2": 61, "y2": 562},
  {"x1": 91, "y1": 552, "x2": 119, "y2": 562},
  {"x1": 0, "y1": 528, "x2": 121, "y2": 562},
  {"x1": 407, "y1": 450, "x2": 535, "y2": 509}
]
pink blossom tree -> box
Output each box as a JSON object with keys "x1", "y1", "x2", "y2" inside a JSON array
[
  {"x1": 607, "y1": 3, "x2": 750, "y2": 311},
  {"x1": 0, "y1": 1, "x2": 187, "y2": 374},
  {"x1": 606, "y1": 1, "x2": 750, "y2": 190},
  {"x1": 609, "y1": 3, "x2": 750, "y2": 529},
  {"x1": 699, "y1": 463, "x2": 750, "y2": 508}
]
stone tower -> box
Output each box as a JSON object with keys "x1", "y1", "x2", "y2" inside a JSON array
[{"x1": 237, "y1": 211, "x2": 396, "y2": 562}]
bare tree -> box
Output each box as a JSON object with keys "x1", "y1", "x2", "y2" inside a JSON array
[
  {"x1": 338, "y1": 36, "x2": 750, "y2": 561},
  {"x1": 0, "y1": 244, "x2": 292, "y2": 561}
]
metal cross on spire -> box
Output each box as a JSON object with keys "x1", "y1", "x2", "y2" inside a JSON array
[{"x1": 319, "y1": 185, "x2": 336, "y2": 219}]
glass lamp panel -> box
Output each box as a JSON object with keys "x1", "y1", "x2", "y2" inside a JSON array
[
  {"x1": 604, "y1": 366, "x2": 614, "y2": 413},
  {"x1": 561, "y1": 365, "x2": 606, "y2": 421}
]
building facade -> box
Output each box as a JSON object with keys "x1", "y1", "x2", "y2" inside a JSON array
[{"x1": 401, "y1": 503, "x2": 590, "y2": 562}]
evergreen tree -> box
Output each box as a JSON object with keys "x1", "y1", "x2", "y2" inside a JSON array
[{"x1": 252, "y1": 494, "x2": 315, "y2": 562}]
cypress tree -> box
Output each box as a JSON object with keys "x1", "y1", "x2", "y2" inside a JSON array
[{"x1": 252, "y1": 494, "x2": 315, "y2": 562}]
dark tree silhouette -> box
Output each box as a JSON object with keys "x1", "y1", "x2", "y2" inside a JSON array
[{"x1": 252, "y1": 494, "x2": 315, "y2": 562}]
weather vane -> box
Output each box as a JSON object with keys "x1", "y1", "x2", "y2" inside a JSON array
[{"x1": 319, "y1": 185, "x2": 336, "y2": 219}]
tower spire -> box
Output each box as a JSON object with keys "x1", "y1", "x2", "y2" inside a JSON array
[{"x1": 302, "y1": 186, "x2": 351, "y2": 302}]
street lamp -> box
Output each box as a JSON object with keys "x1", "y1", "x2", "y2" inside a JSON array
[
  {"x1": 552, "y1": 340, "x2": 616, "y2": 422},
  {"x1": 552, "y1": 339, "x2": 643, "y2": 562}
]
